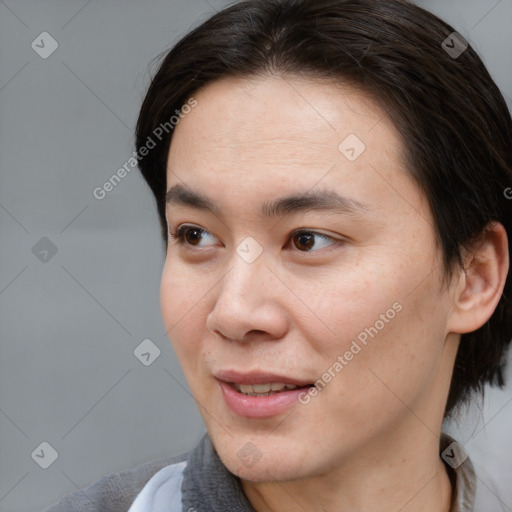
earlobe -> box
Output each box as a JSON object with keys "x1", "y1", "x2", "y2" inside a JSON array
[{"x1": 448, "y1": 222, "x2": 509, "y2": 334}]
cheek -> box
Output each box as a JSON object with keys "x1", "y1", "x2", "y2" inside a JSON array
[
  {"x1": 324, "y1": 273, "x2": 450, "y2": 417},
  {"x1": 305, "y1": 246, "x2": 446, "y2": 381},
  {"x1": 294, "y1": 256, "x2": 403, "y2": 356},
  {"x1": 160, "y1": 260, "x2": 210, "y2": 358}
]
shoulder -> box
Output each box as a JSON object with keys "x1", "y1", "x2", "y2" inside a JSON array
[
  {"x1": 126, "y1": 458, "x2": 187, "y2": 511},
  {"x1": 41, "y1": 452, "x2": 189, "y2": 512}
]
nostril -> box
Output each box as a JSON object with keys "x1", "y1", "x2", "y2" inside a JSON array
[
  {"x1": 216, "y1": 329, "x2": 268, "y2": 343},
  {"x1": 247, "y1": 329, "x2": 266, "y2": 336},
  {"x1": 215, "y1": 330, "x2": 245, "y2": 343}
]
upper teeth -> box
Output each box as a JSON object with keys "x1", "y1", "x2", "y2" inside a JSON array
[{"x1": 234, "y1": 383, "x2": 299, "y2": 396}]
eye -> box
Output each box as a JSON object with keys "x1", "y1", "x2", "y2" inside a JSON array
[
  {"x1": 169, "y1": 225, "x2": 218, "y2": 247},
  {"x1": 169, "y1": 225, "x2": 341, "y2": 253},
  {"x1": 289, "y1": 230, "x2": 337, "y2": 252}
]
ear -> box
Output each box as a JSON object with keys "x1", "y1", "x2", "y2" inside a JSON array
[{"x1": 448, "y1": 222, "x2": 509, "y2": 334}]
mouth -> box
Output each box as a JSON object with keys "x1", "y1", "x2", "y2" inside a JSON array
[
  {"x1": 214, "y1": 370, "x2": 315, "y2": 418},
  {"x1": 229, "y1": 382, "x2": 313, "y2": 396}
]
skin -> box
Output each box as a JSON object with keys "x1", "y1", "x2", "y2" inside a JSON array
[{"x1": 160, "y1": 75, "x2": 509, "y2": 511}]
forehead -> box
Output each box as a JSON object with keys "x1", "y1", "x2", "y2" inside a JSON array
[
  {"x1": 165, "y1": 74, "x2": 427, "y2": 223},
  {"x1": 170, "y1": 75, "x2": 396, "y2": 162}
]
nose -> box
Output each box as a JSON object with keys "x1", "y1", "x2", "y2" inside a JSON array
[{"x1": 206, "y1": 256, "x2": 289, "y2": 343}]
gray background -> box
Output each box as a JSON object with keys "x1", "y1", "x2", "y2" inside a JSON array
[{"x1": 0, "y1": 1, "x2": 510, "y2": 511}]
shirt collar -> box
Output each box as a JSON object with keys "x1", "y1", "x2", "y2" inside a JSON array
[
  {"x1": 182, "y1": 432, "x2": 476, "y2": 511},
  {"x1": 440, "y1": 432, "x2": 477, "y2": 511}
]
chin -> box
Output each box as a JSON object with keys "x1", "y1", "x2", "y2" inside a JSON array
[
  {"x1": 210, "y1": 429, "x2": 319, "y2": 483},
  {"x1": 220, "y1": 448, "x2": 310, "y2": 483}
]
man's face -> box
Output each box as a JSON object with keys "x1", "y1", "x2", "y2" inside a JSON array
[{"x1": 161, "y1": 75, "x2": 459, "y2": 482}]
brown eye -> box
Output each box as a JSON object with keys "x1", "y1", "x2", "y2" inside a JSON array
[
  {"x1": 293, "y1": 232, "x2": 315, "y2": 251},
  {"x1": 291, "y1": 231, "x2": 335, "y2": 252},
  {"x1": 171, "y1": 225, "x2": 218, "y2": 247},
  {"x1": 183, "y1": 227, "x2": 204, "y2": 245}
]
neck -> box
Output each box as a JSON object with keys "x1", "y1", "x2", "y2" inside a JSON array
[{"x1": 241, "y1": 423, "x2": 454, "y2": 512}]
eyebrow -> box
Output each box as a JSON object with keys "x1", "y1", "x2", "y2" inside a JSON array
[{"x1": 165, "y1": 184, "x2": 369, "y2": 218}]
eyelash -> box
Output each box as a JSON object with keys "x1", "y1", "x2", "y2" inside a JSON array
[{"x1": 168, "y1": 224, "x2": 341, "y2": 253}]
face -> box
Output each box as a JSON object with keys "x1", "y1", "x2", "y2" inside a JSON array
[{"x1": 161, "y1": 75, "x2": 460, "y2": 483}]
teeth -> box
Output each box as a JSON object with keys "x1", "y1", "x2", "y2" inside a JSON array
[
  {"x1": 252, "y1": 383, "x2": 271, "y2": 393},
  {"x1": 234, "y1": 382, "x2": 300, "y2": 396}
]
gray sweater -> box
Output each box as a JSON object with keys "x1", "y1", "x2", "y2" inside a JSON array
[{"x1": 42, "y1": 433, "x2": 476, "y2": 511}]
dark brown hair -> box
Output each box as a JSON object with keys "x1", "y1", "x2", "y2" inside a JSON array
[{"x1": 135, "y1": 0, "x2": 512, "y2": 418}]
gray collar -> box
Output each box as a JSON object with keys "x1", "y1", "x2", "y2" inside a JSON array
[
  {"x1": 440, "y1": 433, "x2": 476, "y2": 511},
  {"x1": 182, "y1": 433, "x2": 256, "y2": 512},
  {"x1": 182, "y1": 433, "x2": 476, "y2": 511}
]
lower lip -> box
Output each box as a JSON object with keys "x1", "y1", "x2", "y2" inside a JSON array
[{"x1": 218, "y1": 380, "x2": 310, "y2": 418}]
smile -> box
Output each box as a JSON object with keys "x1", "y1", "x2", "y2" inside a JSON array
[
  {"x1": 214, "y1": 371, "x2": 315, "y2": 418},
  {"x1": 232, "y1": 382, "x2": 301, "y2": 396}
]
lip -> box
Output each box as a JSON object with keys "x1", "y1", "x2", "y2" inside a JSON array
[
  {"x1": 214, "y1": 369, "x2": 313, "y2": 387},
  {"x1": 215, "y1": 369, "x2": 314, "y2": 418}
]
